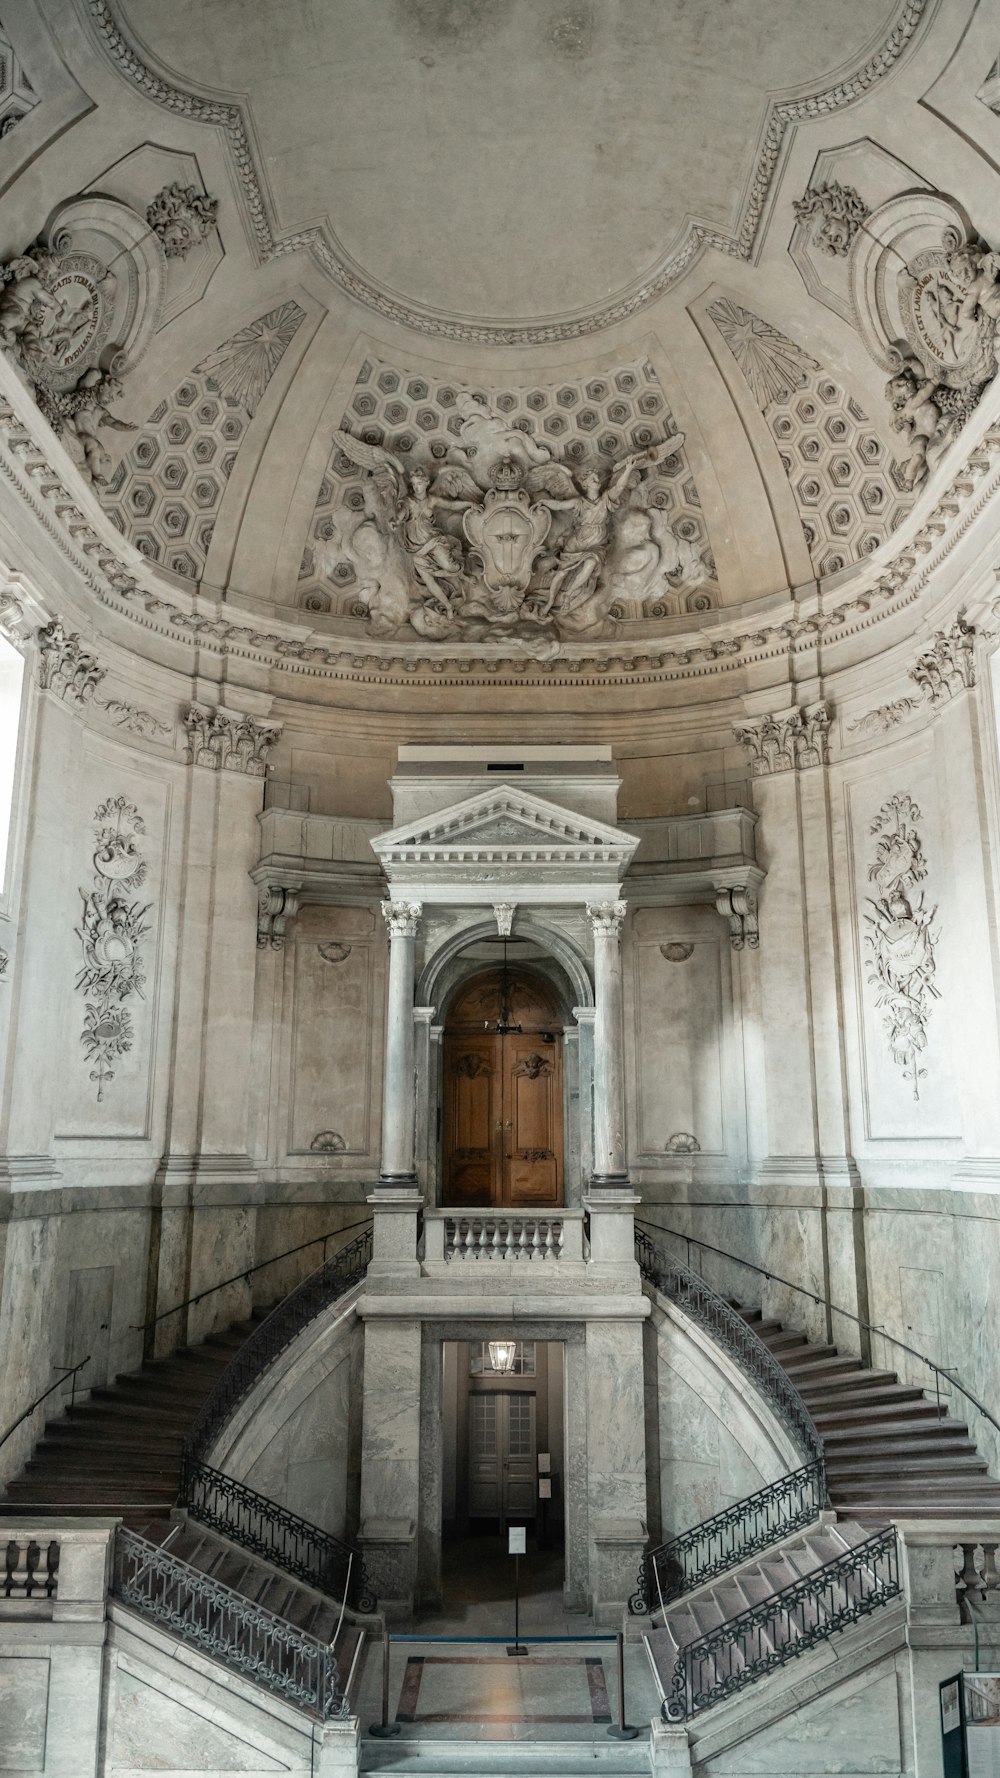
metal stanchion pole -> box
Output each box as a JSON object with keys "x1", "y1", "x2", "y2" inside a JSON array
[
  {"x1": 607, "y1": 1630, "x2": 639, "y2": 1740},
  {"x1": 368, "y1": 1629, "x2": 401, "y2": 1737}
]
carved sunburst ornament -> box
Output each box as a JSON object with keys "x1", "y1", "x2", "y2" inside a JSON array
[
  {"x1": 707, "y1": 299, "x2": 818, "y2": 411},
  {"x1": 196, "y1": 301, "x2": 304, "y2": 416}
]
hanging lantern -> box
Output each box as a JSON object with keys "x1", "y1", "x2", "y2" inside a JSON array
[{"x1": 488, "y1": 1338, "x2": 517, "y2": 1375}]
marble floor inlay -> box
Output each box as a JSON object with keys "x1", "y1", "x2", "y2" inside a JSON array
[{"x1": 394, "y1": 1651, "x2": 615, "y2": 1727}]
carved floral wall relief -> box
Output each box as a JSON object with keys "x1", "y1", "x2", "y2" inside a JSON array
[
  {"x1": 864, "y1": 793, "x2": 939, "y2": 1100},
  {"x1": 76, "y1": 796, "x2": 153, "y2": 1101}
]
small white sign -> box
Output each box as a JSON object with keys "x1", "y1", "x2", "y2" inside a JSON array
[
  {"x1": 508, "y1": 1526, "x2": 527, "y2": 1555},
  {"x1": 537, "y1": 1452, "x2": 551, "y2": 1473},
  {"x1": 538, "y1": 1478, "x2": 552, "y2": 1500}
]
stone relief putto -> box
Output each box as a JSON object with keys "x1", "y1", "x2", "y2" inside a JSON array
[
  {"x1": 864, "y1": 793, "x2": 939, "y2": 1100},
  {"x1": 318, "y1": 406, "x2": 703, "y2": 646},
  {"x1": 76, "y1": 796, "x2": 153, "y2": 1102}
]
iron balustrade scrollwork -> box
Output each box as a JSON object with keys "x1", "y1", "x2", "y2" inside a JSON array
[
  {"x1": 112, "y1": 1527, "x2": 350, "y2": 1720},
  {"x1": 181, "y1": 1456, "x2": 377, "y2": 1615},
  {"x1": 634, "y1": 1227, "x2": 825, "y2": 1471},
  {"x1": 661, "y1": 1525, "x2": 901, "y2": 1722},
  {"x1": 184, "y1": 1225, "x2": 372, "y2": 1463},
  {"x1": 631, "y1": 1227, "x2": 827, "y2": 1617},
  {"x1": 631, "y1": 1462, "x2": 826, "y2": 1616}
]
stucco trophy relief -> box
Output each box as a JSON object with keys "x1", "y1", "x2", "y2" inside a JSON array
[
  {"x1": 75, "y1": 796, "x2": 153, "y2": 1102},
  {"x1": 864, "y1": 793, "x2": 939, "y2": 1101},
  {"x1": 318, "y1": 399, "x2": 706, "y2": 647}
]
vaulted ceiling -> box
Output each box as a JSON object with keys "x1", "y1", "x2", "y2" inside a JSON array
[{"x1": 2, "y1": 0, "x2": 1000, "y2": 661}]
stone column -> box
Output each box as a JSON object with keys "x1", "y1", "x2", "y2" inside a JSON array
[
  {"x1": 586, "y1": 899, "x2": 629, "y2": 1187},
  {"x1": 378, "y1": 900, "x2": 422, "y2": 1187},
  {"x1": 370, "y1": 901, "x2": 423, "y2": 1276}
]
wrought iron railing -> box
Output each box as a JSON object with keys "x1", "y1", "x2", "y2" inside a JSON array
[
  {"x1": 660, "y1": 1525, "x2": 901, "y2": 1722},
  {"x1": 635, "y1": 1227, "x2": 824, "y2": 1469},
  {"x1": 634, "y1": 1463, "x2": 827, "y2": 1615},
  {"x1": 112, "y1": 1527, "x2": 350, "y2": 1720},
  {"x1": 184, "y1": 1224, "x2": 372, "y2": 1463},
  {"x1": 632, "y1": 1227, "x2": 827, "y2": 1614},
  {"x1": 181, "y1": 1456, "x2": 376, "y2": 1615}
]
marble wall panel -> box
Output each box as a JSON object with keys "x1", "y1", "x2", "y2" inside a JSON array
[
  {"x1": 109, "y1": 1664, "x2": 287, "y2": 1771},
  {"x1": 243, "y1": 1348, "x2": 351, "y2": 1536},
  {"x1": 287, "y1": 905, "x2": 382, "y2": 1160},
  {"x1": 0, "y1": 1655, "x2": 48, "y2": 1770},
  {"x1": 706, "y1": 1662, "x2": 901, "y2": 1775},
  {"x1": 627, "y1": 907, "x2": 729, "y2": 1161}
]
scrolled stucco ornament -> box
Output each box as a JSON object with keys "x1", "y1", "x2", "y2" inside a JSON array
[{"x1": 146, "y1": 182, "x2": 218, "y2": 259}]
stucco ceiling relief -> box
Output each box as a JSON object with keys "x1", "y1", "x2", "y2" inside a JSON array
[
  {"x1": 301, "y1": 356, "x2": 715, "y2": 645},
  {"x1": 100, "y1": 300, "x2": 305, "y2": 576},
  {"x1": 849, "y1": 192, "x2": 1000, "y2": 488},
  {"x1": 86, "y1": 0, "x2": 930, "y2": 345},
  {"x1": 708, "y1": 298, "x2": 911, "y2": 577},
  {"x1": 0, "y1": 13, "x2": 38, "y2": 136}
]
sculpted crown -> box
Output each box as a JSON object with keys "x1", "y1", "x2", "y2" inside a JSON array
[{"x1": 490, "y1": 457, "x2": 523, "y2": 491}]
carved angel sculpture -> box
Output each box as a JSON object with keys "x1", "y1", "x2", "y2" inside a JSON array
[
  {"x1": 449, "y1": 392, "x2": 555, "y2": 472},
  {"x1": 329, "y1": 431, "x2": 482, "y2": 635},
  {"x1": 885, "y1": 359, "x2": 950, "y2": 490},
  {"x1": 526, "y1": 437, "x2": 686, "y2": 630}
]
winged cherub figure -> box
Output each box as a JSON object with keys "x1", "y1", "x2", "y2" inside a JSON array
[
  {"x1": 331, "y1": 431, "x2": 482, "y2": 630},
  {"x1": 525, "y1": 436, "x2": 685, "y2": 626}
]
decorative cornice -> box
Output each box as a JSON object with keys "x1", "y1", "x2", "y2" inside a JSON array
[
  {"x1": 733, "y1": 703, "x2": 831, "y2": 775},
  {"x1": 86, "y1": 0, "x2": 929, "y2": 347},
  {"x1": 1, "y1": 389, "x2": 999, "y2": 693},
  {"x1": 909, "y1": 614, "x2": 977, "y2": 706},
  {"x1": 184, "y1": 704, "x2": 281, "y2": 775}
]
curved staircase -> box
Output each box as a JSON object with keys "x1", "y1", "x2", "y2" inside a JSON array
[
  {"x1": 0, "y1": 1311, "x2": 272, "y2": 1522},
  {"x1": 737, "y1": 1304, "x2": 1000, "y2": 1519}
]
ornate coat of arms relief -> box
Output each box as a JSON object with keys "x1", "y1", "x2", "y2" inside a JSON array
[{"x1": 317, "y1": 395, "x2": 708, "y2": 647}]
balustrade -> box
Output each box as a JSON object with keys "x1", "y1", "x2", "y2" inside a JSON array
[
  {"x1": 2, "y1": 1536, "x2": 59, "y2": 1599},
  {"x1": 422, "y1": 1208, "x2": 587, "y2": 1264},
  {"x1": 956, "y1": 1539, "x2": 1000, "y2": 1617}
]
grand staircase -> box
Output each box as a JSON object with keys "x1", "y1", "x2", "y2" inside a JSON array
[
  {"x1": 737, "y1": 1304, "x2": 1000, "y2": 1519},
  {"x1": 0, "y1": 1311, "x2": 271, "y2": 1522},
  {"x1": 642, "y1": 1519, "x2": 896, "y2": 1719}
]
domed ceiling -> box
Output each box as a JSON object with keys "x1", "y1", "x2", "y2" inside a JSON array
[{"x1": 1, "y1": 0, "x2": 1000, "y2": 676}]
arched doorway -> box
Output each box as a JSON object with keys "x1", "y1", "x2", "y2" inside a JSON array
[{"x1": 441, "y1": 966, "x2": 564, "y2": 1207}]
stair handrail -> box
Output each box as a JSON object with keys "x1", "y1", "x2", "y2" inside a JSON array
[
  {"x1": 635, "y1": 1227, "x2": 824, "y2": 1466},
  {"x1": 633, "y1": 1461, "x2": 827, "y2": 1617},
  {"x1": 179, "y1": 1455, "x2": 377, "y2": 1616},
  {"x1": 659, "y1": 1523, "x2": 901, "y2": 1721},
  {"x1": 183, "y1": 1223, "x2": 373, "y2": 1463},
  {"x1": 111, "y1": 1526, "x2": 350, "y2": 1720},
  {"x1": 633, "y1": 1227, "x2": 827, "y2": 1616},
  {"x1": 0, "y1": 1355, "x2": 90, "y2": 1458},
  {"x1": 132, "y1": 1217, "x2": 375, "y2": 1332},
  {"x1": 638, "y1": 1218, "x2": 1000, "y2": 1441}
]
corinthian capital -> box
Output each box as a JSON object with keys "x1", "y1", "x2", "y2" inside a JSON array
[
  {"x1": 733, "y1": 702, "x2": 830, "y2": 776},
  {"x1": 381, "y1": 899, "x2": 422, "y2": 938},
  {"x1": 587, "y1": 899, "x2": 627, "y2": 937}
]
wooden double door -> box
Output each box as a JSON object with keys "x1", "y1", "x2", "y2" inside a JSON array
[{"x1": 442, "y1": 968, "x2": 564, "y2": 1208}]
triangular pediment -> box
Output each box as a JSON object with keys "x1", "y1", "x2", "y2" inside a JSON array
[{"x1": 372, "y1": 786, "x2": 638, "y2": 872}]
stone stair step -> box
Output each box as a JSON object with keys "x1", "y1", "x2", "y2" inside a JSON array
[{"x1": 820, "y1": 1414, "x2": 963, "y2": 1440}]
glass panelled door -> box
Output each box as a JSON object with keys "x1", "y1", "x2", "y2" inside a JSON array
[{"x1": 468, "y1": 1392, "x2": 537, "y2": 1520}]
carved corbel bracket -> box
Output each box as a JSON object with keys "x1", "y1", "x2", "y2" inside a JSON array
[
  {"x1": 257, "y1": 884, "x2": 299, "y2": 950},
  {"x1": 715, "y1": 885, "x2": 759, "y2": 950}
]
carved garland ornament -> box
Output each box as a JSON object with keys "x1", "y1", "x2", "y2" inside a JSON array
[
  {"x1": 864, "y1": 793, "x2": 939, "y2": 1100},
  {"x1": 76, "y1": 796, "x2": 152, "y2": 1102}
]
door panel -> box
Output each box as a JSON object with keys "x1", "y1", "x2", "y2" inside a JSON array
[
  {"x1": 441, "y1": 971, "x2": 563, "y2": 1208},
  {"x1": 504, "y1": 1036, "x2": 562, "y2": 1205},
  {"x1": 443, "y1": 1037, "x2": 500, "y2": 1205},
  {"x1": 468, "y1": 1392, "x2": 537, "y2": 1520}
]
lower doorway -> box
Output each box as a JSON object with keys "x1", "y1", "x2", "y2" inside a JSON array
[{"x1": 440, "y1": 1339, "x2": 565, "y2": 1611}]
